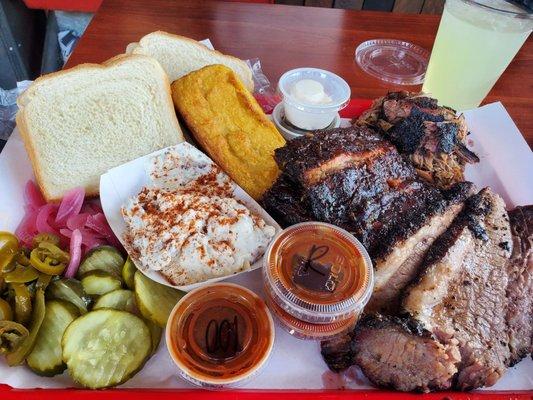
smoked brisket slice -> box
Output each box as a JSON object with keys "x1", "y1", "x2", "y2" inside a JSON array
[
  {"x1": 367, "y1": 182, "x2": 476, "y2": 314},
  {"x1": 349, "y1": 315, "x2": 460, "y2": 392},
  {"x1": 506, "y1": 205, "x2": 533, "y2": 366},
  {"x1": 403, "y1": 188, "x2": 512, "y2": 390}
]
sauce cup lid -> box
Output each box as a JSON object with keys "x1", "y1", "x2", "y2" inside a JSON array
[
  {"x1": 263, "y1": 222, "x2": 374, "y2": 324},
  {"x1": 278, "y1": 68, "x2": 351, "y2": 113},
  {"x1": 166, "y1": 283, "x2": 275, "y2": 388}
]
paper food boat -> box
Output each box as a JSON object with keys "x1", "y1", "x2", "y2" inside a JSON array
[{"x1": 99, "y1": 142, "x2": 282, "y2": 292}]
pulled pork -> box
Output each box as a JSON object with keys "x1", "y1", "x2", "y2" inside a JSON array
[{"x1": 355, "y1": 91, "x2": 479, "y2": 188}]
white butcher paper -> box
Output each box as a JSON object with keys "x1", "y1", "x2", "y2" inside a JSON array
[{"x1": 0, "y1": 102, "x2": 531, "y2": 391}]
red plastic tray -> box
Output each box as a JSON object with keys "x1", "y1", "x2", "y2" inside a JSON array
[
  {"x1": 1, "y1": 99, "x2": 530, "y2": 399},
  {"x1": 1, "y1": 386, "x2": 531, "y2": 399}
]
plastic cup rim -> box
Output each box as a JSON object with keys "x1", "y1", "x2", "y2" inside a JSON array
[
  {"x1": 278, "y1": 67, "x2": 351, "y2": 111},
  {"x1": 458, "y1": 0, "x2": 532, "y2": 19},
  {"x1": 165, "y1": 282, "x2": 275, "y2": 387}
]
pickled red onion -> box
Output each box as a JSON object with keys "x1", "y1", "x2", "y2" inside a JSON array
[
  {"x1": 55, "y1": 187, "x2": 85, "y2": 224},
  {"x1": 15, "y1": 210, "x2": 38, "y2": 247},
  {"x1": 36, "y1": 204, "x2": 59, "y2": 235},
  {"x1": 85, "y1": 213, "x2": 121, "y2": 248},
  {"x1": 85, "y1": 213, "x2": 111, "y2": 237},
  {"x1": 64, "y1": 229, "x2": 82, "y2": 278},
  {"x1": 15, "y1": 180, "x2": 122, "y2": 275},
  {"x1": 66, "y1": 213, "x2": 89, "y2": 231}
]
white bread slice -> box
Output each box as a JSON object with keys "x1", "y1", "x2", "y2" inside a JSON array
[
  {"x1": 17, "y1": 54, "x2": 184, "y2": 202},
  {"x1": 126, "y1": 31, "x2": 254, "y2": 91}
]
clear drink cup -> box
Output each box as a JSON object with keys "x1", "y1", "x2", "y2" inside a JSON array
[{"x1": 422, "y1": 0, "x2": 532, "y2": 111}]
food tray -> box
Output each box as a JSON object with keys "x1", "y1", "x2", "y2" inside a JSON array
[{"x1": 0, "y1": 99, "x2": 531, "y2": 398}]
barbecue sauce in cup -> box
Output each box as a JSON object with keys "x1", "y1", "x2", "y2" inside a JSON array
[
  {"x1": 166, "y1": 283, "x2": 274, "y2": 388},
  {"x1": 263, "y1": 222, "x2": 373, "y2": 337}
]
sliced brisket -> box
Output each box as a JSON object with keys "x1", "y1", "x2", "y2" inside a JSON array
[
  {"x1": 349, "y1": 314, "x2": 460, "y2": 392},
  {"x1": 321, "y1": 190, "x2": 528, "y2": 392},
  {"x1": 402, "y1": 188, "x2": 512, "y2": 390},
  {"x1": 367, "y1": 182, "x2": 475, "y2": 314},
  {"x1": 506, "y1": 205, "x2": 533, "y2": 366}
]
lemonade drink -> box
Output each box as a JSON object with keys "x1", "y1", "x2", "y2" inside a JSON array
[{"x1": 422, "y1": 0, "x2": 532, "y2": 110}]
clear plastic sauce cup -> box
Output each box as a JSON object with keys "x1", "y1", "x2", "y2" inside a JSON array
[
  {"x1": 263, "y1": 222, "x2": 374, "y2": 330},
  {"x1": 264, "y1": 290, "x2": 358, "y2": 340},
  {"x1": 278, "y1": 68, "x2": 351, "y2": 131},
  {"x1": 166, "y1": 283, "x2": 275, "y2": 388}
]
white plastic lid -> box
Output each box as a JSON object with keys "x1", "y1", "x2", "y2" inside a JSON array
[{"x1": 278, "y1": 68, "x2": 351, "y2": 114}]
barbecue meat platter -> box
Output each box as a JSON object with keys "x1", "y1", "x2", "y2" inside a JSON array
[
  {"x1": 0, "y1": 30, "x2": 531, "y2": 394},
  {"x1": 262, "y1": 92, "x2": 532, "y2": 392}
]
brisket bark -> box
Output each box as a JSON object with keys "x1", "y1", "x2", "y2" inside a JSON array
[{"x1": 351, "y1": 315, "x2": 460, "y2": 392}]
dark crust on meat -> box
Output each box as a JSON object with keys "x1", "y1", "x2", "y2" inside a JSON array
[
  {"x1": 436, "y1": 122, "x2": 459, "y2": 154},
  {"x1": 357, "y1": 181, "x2": 443, "y2": 258},
  {"x1": 274, "y1": 126, "x2": 388, "y2": 186},
  {"x1": 402, "y1": 188, "x2": 513, "y2": 391},
  {"x1": 402, "y1": 188, "x2": 498, "y2": 305},
  {"x1": 443, "y1": 181, "x2": 477, "y2": 203},
  {"x1": 369, "y1": 181, "x2": 475, "y2": 261},
  {"x1": 387, "y1": 108, "x2": 445, "y2": 154},
  {"x1": 264, "y1": 125, "x2": 476, "y2": 264},
  {"x1": 320, "y1": 333, "x2": 355, "y2": 373},
  {"x1": 355, "y1": 91, "x2": 478, "y2": 189},
  {"x1": 352, "y1": 314, "x2": 458, "y2": 392},
  {"x1": 260, "y1": 174, "x2": 312, "y2": 227},
  {"x1": 356, "y1": 313, "x2": 432, "y2": 338},
  {"x1": 411, "y1": 188, "x2": 492, "y2": 273}
]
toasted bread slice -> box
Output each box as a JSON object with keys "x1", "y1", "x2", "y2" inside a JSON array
[
  {"x1": 17, "y1": 54, "x2": 184, "y2": 201},
  {"x1": 126, "y1": 31, "x2": 254, "y2": 91},
  {"x1": 171, "y1": 64, "x2": 285, "y2": 200}
]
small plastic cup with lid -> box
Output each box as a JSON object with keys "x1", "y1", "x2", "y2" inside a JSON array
[
  {"x1": 263, "y1": 221, "x2": 373, "y2": 338},
  {"x1": 264, "y1": 291, "x2": 358, "y2": 340},
  {"x1": 278, "y1": 68, "x2": 351, "y2": 131},
  {"x1": 166, "y1": 283, "x2": 275, "y2": 388}
]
